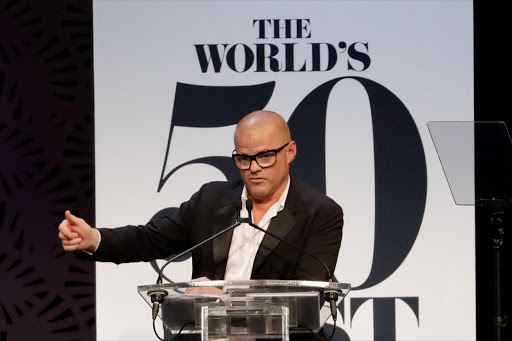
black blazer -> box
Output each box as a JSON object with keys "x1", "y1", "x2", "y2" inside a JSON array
[{"x1": 93, "y1": 177, "x2": 343, "y2": 281}]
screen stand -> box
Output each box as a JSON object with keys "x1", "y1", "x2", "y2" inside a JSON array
[{"x1": 428, "y1": 121, "x2": 511, "y2": 341}]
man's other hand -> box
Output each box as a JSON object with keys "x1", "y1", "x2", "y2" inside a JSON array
[{"x1": 184, "y1": 277, "x2": 225, "y2": 295}]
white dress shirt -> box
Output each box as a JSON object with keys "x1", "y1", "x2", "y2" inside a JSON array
[{"x1": 223, "y1": 176, "x2": 291, "y2": 280}]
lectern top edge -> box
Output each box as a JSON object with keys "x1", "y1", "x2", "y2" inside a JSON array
[{"x1": 138, "y1": 279, "x2": 351, "y2": 292}]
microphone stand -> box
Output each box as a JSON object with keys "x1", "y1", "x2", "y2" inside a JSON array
[
  {"x1": 149, "y1": 201, "x2": 244, "y2": 321},
  {"x1": 242, "y1": 199, "x2": 339, "y2": 322}
]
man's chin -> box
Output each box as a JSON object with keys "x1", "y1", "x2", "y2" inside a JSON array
[{"x1": 246, "y1": 186, "x2": 269, "y2": 201}]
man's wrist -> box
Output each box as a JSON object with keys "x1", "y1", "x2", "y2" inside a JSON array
[{"x1": 83, "y1": 228, "x2": 101, "y2": 255}]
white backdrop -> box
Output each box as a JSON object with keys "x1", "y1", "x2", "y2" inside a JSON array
[{"x1": 93, "y1": 1, "x2": 475, "y2": 340}]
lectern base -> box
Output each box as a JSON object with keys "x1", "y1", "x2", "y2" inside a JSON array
[{"x1": 202, "y1": 305, "x2": 289, "y2": 340}]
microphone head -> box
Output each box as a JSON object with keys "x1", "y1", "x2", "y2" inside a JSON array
[{"x1": 246, "y1": 199, "x2": 253, "y2": 211}]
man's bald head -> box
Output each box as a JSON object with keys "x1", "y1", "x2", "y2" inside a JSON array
[
  {"x1": 233, "y1": 110, "x2": 296, "y2": 203},
  {"x1": 234, "y1": 110, "x2": 291, "y2": 148}
]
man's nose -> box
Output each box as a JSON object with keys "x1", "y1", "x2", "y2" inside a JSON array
[{"x1": 249, "y1": 159, "x2": 262, "y2": 171}]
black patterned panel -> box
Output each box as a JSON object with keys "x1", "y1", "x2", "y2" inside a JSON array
[{"x1": 0, "y1": 0, "x2": 95, "y2": 340}]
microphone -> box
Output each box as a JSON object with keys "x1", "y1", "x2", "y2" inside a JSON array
[
  {"x1": 156, "y1": 200, "x2": 243, "y2": 285},
  {"x1": 243, "y1": 199, "x2": 339, "y2": 321},
  {"x1": 150, "y1": 200, "x2": 243, "y2": 320},
  {"x1": 243, "y1": 199, "x2": 333, "y2": 280}
]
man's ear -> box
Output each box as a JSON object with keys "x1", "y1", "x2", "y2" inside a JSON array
[{"x1": 287, "y1": 141, "x2": 297, "y2": 163}]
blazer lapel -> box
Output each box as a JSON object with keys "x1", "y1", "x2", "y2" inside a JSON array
[
  {"x1": 212, "y1": 183, "x2": 243, "y2": 279},
  {"x1": 251, "y1": 207, "x2": 297, "y2": 273},
  {"x1": 251, "y1": 177, "x2": 303, "y2": 275}
]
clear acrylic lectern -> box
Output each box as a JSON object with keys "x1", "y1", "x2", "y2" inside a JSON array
[
  {"x1": 138, "y1": 279, "x2": 350, "y2": 340},
  {"x1": 427, "y1": 121, "x2": 511, "y2": 341}
]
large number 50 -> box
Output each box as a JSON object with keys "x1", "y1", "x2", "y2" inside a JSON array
[{"x1": 157, "y1": 77, "x2": 427, "y2": 290}]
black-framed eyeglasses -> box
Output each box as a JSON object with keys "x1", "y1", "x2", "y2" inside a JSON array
[{"x1": 232, "y1": 142, "x2": 290, "y2": 170}]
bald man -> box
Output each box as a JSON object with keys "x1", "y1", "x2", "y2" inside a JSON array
[{"x1": 58, "y1": 110, "x2": 343, "y2": 282}]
